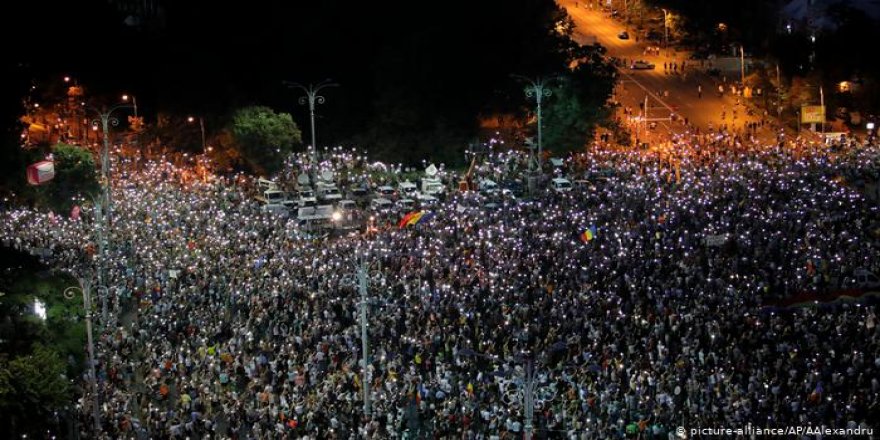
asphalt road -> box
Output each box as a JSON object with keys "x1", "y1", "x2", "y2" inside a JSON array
[{"x1": 563, "y1": 1, "x2": 776, "y2": 141}]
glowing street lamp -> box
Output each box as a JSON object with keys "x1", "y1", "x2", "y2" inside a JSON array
[
  {"x1": 662, "y1": 8, "x2": 669, "y2": 48},
  {"x1": 187, "y1": 116, "x2": 207, "y2": 155}
]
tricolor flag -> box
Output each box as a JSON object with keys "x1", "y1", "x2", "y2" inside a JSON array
[
  {"x1": 415, "y1": 211, "x2": 435, "y2": 225},
  {"x1": 399, "y1": 210, "x2": 424, "y2": 228},
  {"x1": 580, "y1": 225, "x2": 598, "y2": 243},
  {"x1": 406, "y1": 211, "x2": 426, "y2": 227}
]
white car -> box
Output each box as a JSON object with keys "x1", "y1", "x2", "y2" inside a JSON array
[{"x1": 631, "y1": 60, "x2": 655, "y2": 70}]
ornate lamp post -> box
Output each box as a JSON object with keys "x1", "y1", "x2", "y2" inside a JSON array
[
  {"x1": 283, "y1": 79, "x2": 339, "y2": 163},
  {"x1": 85, "y1": 101, "x2": 133, "y2": 211},
  {"x1": 63, "y1": 278, "x2": 101, "y2": 435},
  {"x1": 511, "y1": 75, "x2": 557, "y2": 173}
]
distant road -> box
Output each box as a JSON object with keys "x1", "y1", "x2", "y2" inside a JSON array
[{"x1": 563, "y1": 1, "x2": 771, "y2": 139}]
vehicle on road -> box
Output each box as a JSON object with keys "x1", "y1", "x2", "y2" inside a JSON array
[
  {"x1": 369, "y1": 198, "x2": 393, "y2": 215},
  {"x1": 376, "y1": 185, "x2": 396, "y2": 200},
  {"x1": 631, "y1": 60, "x2": 655, "y2": 70},
  {"x1": 842, "y1": 269, "x2": 880, "y2": 290},
  {"x1": 551, "y1": 177, "x2": 573, "y2": 193},
  {"x1": 298, "y1": 188, "x2": 318, "y2": 208},
  {"x1": 618, "y1": 31, "x2": 629, "y2": 40},
  {"x1": 255, "y1": 189, "x2": 290, "y2": 213}
]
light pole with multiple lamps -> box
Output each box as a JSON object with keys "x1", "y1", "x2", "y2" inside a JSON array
[
  {"x1": 339, "y1": 252, "x2": 385, "y2": 433},
  {"x1": 661, "y1": 8, "x2": 669, "y2": 49},
  {"x1": 63, "y1": 278, "x2": 101, "y2": 435},
  {"x1": 459, "y1": 349, "x2": 559, "y2": 440},
  {"x1": 283, "y1": 79, "x2": 339, "y2": 163},
  {"x1": 511, "y1": 75, "x2": 557, "y2": 174},
  {"x1": 85, "y1": 100, "x2": 133, "y2": 211}
]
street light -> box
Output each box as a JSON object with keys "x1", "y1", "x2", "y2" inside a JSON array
[
  {"x1": 511, "y1": 74, "x2": 558, "y2": 173},
  {"x1": 458, "y1": 349, "x2": 560, "y2": 440},
  {"x1": 62, "y1": 278, "x2": 101, "y2": 435},
  {"x1": 339, "y1": 252, "x2": 385, "y2": 427},
  {"x1": 661, "y1": 8, "x2": 669, "y2": 48},
  {"x1": 122, "y1": 94, "x2": 144, "y2": 168},
  {"x1": 187, "y1": 115, "x2": 207, "y2": 155},
  {"x1": 283, "y1": 79, "x2": 340, "y2": 163},
  {"x1": 85, "y1": 100, "x2": 133, "y2": 210}
]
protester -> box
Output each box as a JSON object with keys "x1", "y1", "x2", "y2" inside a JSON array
[{"x1": 2, "y1": 135, "x2": 879, "y2": 439}]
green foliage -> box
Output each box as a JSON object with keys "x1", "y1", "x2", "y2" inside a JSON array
[
  {"x1": 0, "y1": 344, "x2": 71, "y2": 434},
  {"x1": 542, "y1": 61, "x2": 616, "y2": 155},
  {"x1": 0, "y1": 248, "x2": 82, "y2": 436},
  {"x1": 230, "y1": 106, "x2": 301, "y2": 175},
  {"x1": 41, "y1": 143, "x2": 99, "y2": 214},
  {"x1": 7, "y1": 344, "x2": 71, "y2": 407}
]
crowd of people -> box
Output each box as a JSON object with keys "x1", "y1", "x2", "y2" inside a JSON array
[{"x1": 2, "y1": 131, "x2": 880, "y2": 439}]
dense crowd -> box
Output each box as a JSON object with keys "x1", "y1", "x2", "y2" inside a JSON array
[{"x1": 2, "y1": 132, "x2": 880, "y2": 439}]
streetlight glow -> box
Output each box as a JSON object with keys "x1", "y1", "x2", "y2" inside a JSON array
[{"x1": 34, "y1": 298, "x2": 47, "y2": 320}]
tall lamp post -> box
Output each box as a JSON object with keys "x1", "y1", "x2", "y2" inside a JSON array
[
  {"x1": 63, "y1": 278, "x2": 101, "y2": 435},
  {"x1": 511, "y1": 75, "x2": 557, "y2": 173},
  {"x1": 122, "y1": 94, "x2": 141, "y2": 168},
  {"x1": 86, "y1": 101, "x2": 133, "y2": 211},
  {"x1": 661, "y1": 8, "x2": 669, "y2": 49},
  {"x1": 340, "y1": 251, "x2": 385, "y2": 431},
  {"x1": 187, "y1": 116, "x2": 207, "y2": 155},
  {"x1": 459, "y1": 349, "x2": 559, "y2": 440},
  {"x1": 283, "y1": 79, "x2": 339, "y2": 163}
]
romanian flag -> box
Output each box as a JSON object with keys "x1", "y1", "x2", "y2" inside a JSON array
[
  {"x1": 399, "y1": 211, "x2": 426, "y2": 228},
  {"x1": 580, "y1": 225, "x2": 598, "y2": 243},
  {"x1": 406, "y1": 211, "x2": 426, "y2": 227},
  {"x1": 415, "y1": 211, "x2": 435, "y2": 225},
  {"x1": 398, "y1": 211, "x2": 421, "y2": 228}
]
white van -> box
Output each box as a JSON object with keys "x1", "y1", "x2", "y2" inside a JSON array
[
  {"x1": 370, "y1": 198, "x2": 393, "y2": 212},
  {"x1": 257, "y1": 178, "x2": 279, "y2": 192},
  {"x1": 399, "y1": 180, "x2": 419, "y2": 198},
  {"x1": 255, "y1": 189, "x2": 289, "y2": 212},
  {"x1": 551, "y1": 178, "x2": 572, "y2": 193},
  {"x1": 298, "y1": 188, "x2": 318, "y2": 207}
]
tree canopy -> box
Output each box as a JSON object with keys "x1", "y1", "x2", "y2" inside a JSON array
[{"x1": 230, "y1": 106, "x2": 302, "y2": 176}]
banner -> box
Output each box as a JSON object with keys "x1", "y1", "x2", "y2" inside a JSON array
[
  {"x1": 26, "y1": 161, "x2": 55, "y2": 185},
  {"x1": 801, "y1": 105, "x2": 826, "y2": 124},
  {"x1": 704, "y1": 234, "x2": 728, "y2": 247}
]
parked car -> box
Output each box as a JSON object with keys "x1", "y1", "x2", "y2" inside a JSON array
[
  {"x1": 550, "y1": 177, "x2": 573, "y2": 193},
  {"x1": 842, "y1": 269, "x2": 880, "y2": 290},
  {"x1": 395, "y1": 198, "x2": 416, "y2": 213},
  {"x1": 369, "y1": 198, "x2": 393, "y2": 214},
  {"x1": 631, "y1": 60, "x2": 655, "y2": 70},
  {"x1": 375, "y1": 185, "x2": 396, "y2": 200},
  {"x1": 618, "y1": 31, "x2": 629, "y2": 40}
]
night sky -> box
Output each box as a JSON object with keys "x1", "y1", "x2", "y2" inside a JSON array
[{"x1": 2, "y1": 0, "x2": 564, "y2": 149}]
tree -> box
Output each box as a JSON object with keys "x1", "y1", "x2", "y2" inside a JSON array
[
  {"x1": 229, "y1": 106, "x2": 301, "y2": 175},
  {"x1": 0, "y1": 344, "x2": 72, "y2": 435},
  {"x1": 42, "y1": 144, "x2": 99, "y2": 214},
  {"x1": 541, "y1": 61, "x2": 616, "y2": 155}
]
